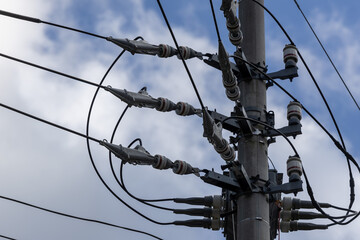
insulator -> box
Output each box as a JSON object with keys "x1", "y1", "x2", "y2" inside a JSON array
[
  {"x1": 173, "y1": 160, "x2": 195, "y2": 175},
  {"x1": 287, "y1": 156, "x2": 303, "y2": 182},
  {"x1": 177, "y1": 46, "x2": 203, "y2": 60},
  {"x1": 225, "y1": 87, "x2": 241, "y2": 101},
  {"x1": 287, "y1": 101, "x2": 302, "y2": 125},
  {"x1": 158, "y1": 44, "x2": 177, "y2": 58},
  {"x1": 156, "y1": 97, "x2": 177, "y2": 112},
  {"x1": 214, "y1": 139, "x2": 235, "y2": 162},
  {"x1": 175, "y1": 102, "x2": 195, "y2": 116},
  {"x1": 153, "y1": 155, "x2": 173, "y2": 170},
  {"x1": 222, "y1": 74, "x2": 237, "y2": 89},
  {"x1": 283, "y1": 44, "x2": 298, "y2": 68},
  {"x1": 229, "y1": 31, "x2": 243, "y2": 47}
]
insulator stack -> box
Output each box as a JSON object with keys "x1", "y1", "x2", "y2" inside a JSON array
[
  {"x1": 156, "y1": 97, "x2": 177, "y2": 112},
  {"x1": 283, "y1": 44, "x2": 298, "y2": 68},
  {"x1": 158, "y1": 44, "x2": 177, "y2": 58},
  {"x1": 287, "y1": 156, "x2": 303, "y2": 182},
  {"x1": 287, "y1": 101, "x2": 302, "y2": 125},
  {"x1": 153, "y1": 155, "x2": 173, "y2": 170}
]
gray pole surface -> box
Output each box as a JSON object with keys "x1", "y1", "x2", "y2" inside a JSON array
[{"x1": 237, "y1": 1, "x2": 269, "y2": 240}]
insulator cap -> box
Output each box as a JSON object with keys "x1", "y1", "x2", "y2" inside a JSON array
[
  {"x1": 214, "y1": 139, "x2": 234, "y2": 161},
  {"x1": 175, "y1": 102, "x2": 197, "y2": 116},
  {"x1": 283, "y1": 44, "x2": 298, "y2": 68},
  {"x1": 287, "y1": 101, "x2": 302, "y2": 125},
  {"x1": 226, "y1": 87, "x2": 241, "y2": 101},
  {"x1": 287, "y1": 156, "x2": 303, "y2": 182},
  {"x1": 158, "y1": 44, "x2": 177, "y2": 58},
  {"x1": 153, "y1": 155, "x2": 173, "y2": 170},
  {"x1": 156, "y1": 97, "x2": 177, "y2": 112},
  {"x1": 173, "y1": 160, "x2": 195, "y2": 175},
  {"x1": 177, "y1": 46, "x2": 203, "y2": 60}
]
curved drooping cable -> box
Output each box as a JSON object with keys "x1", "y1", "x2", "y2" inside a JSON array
[
  {"x1": 248, "y1": 1, "x2": 355, "y2": 208},
  {"x1": 230, "y1": 54, "x2": 359, "y2": 224},
  {"x1": 293, "y1": 0, "x2": 360, "y2": 111},
  {"x1": 85, "y1": 42, "x2": 173, "y2": 225},
  {"x1": 0, "y1": 234, "x2": 15, "y2": 240},
  {"x1": 106, "y1": 103, "x2": 176, "y2": 211},
  {"x1": 0, "y1": 195, "x2": 162, "y2": 240}
]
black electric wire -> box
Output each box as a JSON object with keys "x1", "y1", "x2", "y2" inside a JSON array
[
  {"x1": 209, "y1": 0, "x2": 222, "y2": 42},
  {"x1": 156, "y1": 0, "x2": 205, "y2": 110},
  {"x1": 230, "y1": 54, "x2": 360, "y2": 224},
  {"x1": 268, "y1": 156, "x2": 277, "y2": 170},
  {"x1": 85, "y1": 42, "x2": 173, "y2": 225},
  {"x1": 0, "y1": 53, "x2": 105, "y2": 89},
  {"x1": 229, "y1": 55, "x2": 360, "y2": 172},
  {"x1": 293, "y1": 0, "x2": 360, "y2": 111},
  {"x1": 0, "y1": 235, "x2": 15, "y2": 240},
  {"x1": 0, "y1": 102, "x2": 100, "y2": 144},
  {"x1": 105, "y1": 103, "x2": 176, "y2": 210},
  {"x1": 248, "y1": 1, "x2": 355, "y2": 199},
  {"x1": 0, "y1": 9, "x2": 107, "y2": 40},
  {"x1": 0, "y1": 195, "x2": 162, "y2": 240},
  {"x1": 108, "y1": 107, "x2": 176, "y2": 209}
]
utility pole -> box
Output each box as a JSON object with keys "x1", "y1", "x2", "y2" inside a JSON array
[{"x1": 237, "y1": 1, "x2": 269, "y2": 240}]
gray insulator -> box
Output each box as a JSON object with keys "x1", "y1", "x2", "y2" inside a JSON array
[
  {"x1": 287, "y1": 156, "x2": 302, "y2": 182},
  {"x1": 158, "y1": 44, "x2": 177, "y2": 58},
  {"x1": 225, "y1": 87, "x2": 241, "y2": 101},
  {"x1": 177, "y1": 46, "x2": 203, "y2": 60},
  {"x1": 156, "y1": 97, "x2": 177, "y2": 112},
  {"x1": 175, "y1": 102, "x2": 196, "y2": 116},
  {"x1": 173, "y1": 160, "x2": 197, "y2": 175},
  {"x1": 153, "y1": 155, "x2": 174, "y2": 170},
  {"x1": 214, "y1": 139, "x2": 235, "y2": 162},
  {"x1": 229, "y1": 31, "x2": 243, "y2": 47}
]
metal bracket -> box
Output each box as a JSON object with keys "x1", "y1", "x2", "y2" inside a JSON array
[
  {"x1": 265, "y1": 124, "x2": 302, "y2": 139},
  {"x1": 201, "y1": 170, "x2": 243, "y2": 193},
  {"x1": 259, "y1": 67, "x2": 299, "y2": 81},
  {"x1": 208, "y1": 108, "x2": 253, "y2": 136},
  {"x1": 204, "y1": 54, "x2": 252, "y2": 81},
  {"x1": 263, "y1": 180, "x2": 303, "y2": 195}
]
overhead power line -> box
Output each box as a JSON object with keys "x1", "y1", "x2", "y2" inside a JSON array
[
  {"x1": 293, "y1": 0, "x2": 360, "y2": 111},
  {"x1": 0, "y1": 235, "x2": 15, "y2": 240},
  {"x1": 0, "y1": 9, "x2": 107, "y2": 40},
  {"x1": 156, "y1": 0, "x2": 206, "y2": 110},
  {"x1": 0, "y1": 195, "x2": 162, "y2": 240}
]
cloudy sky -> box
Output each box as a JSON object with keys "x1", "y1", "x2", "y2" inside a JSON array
[{"x1": 0, "y1": 0, "x2": 359, "y2": 239}]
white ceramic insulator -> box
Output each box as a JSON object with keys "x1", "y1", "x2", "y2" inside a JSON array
[
  {"x1": 158, "y1": 44, "x2": 173, "y2": 58},
  {"x1": 283, "y1": 44, "x2": 298, "y2": 68},
  {"x1": 153, "y1": 155, "x2": 172, "y2": 170},
  {"x1": 287, "y1": 101, "x2": 302, "y2": 121},
  {"x1": 173, "y1": 160, "x2": 191, "y2": 175},
  {"x1": 287, "y1": 156, "x2": 303, "y2": 180},
  {"x1": 226, "y1": 87, "x2": 241, "y2": 101},
  {"x1": 176, "y1": 102, "x2": 190, "y2": 116},
  {"x1": 179, "y1": 46, "x2": 191, "y2": 60},
  {"x1": 156, "y1": 97, "x2": 171, "y2": 112}
]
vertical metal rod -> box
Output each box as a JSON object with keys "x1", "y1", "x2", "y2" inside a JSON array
[{"x1": 237, "y1": 0, "x2": 269, "y2": 240}]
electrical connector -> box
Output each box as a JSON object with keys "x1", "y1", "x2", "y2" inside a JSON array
[
  {"x1": 173, "y1": 195, "x2": 224, "y2": 209},
  {"x1": 281, "y1": 197, "x2": 331, "y2": 210},
  {"x1": 173, "y1": 218, "x2": 224, "y2": 230},
  {"x1": 173, "y1": 207, "x2": 221, "y2": 218},
  {"x1": 104, "y1": 86, "x2": 201, "y2": 116},
  {"x1": 280, "y1": 221, "x2": 328, "y2": 232},
  {"x1": 280, "y1": 210, "x2": 327, "y2": 221}
]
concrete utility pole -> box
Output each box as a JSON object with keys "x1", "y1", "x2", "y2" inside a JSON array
[{"x1": 237, "y1": 1, "x2": 269, "y2": 240}]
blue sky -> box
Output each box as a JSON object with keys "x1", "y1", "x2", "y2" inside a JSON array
[{"x1": 0, "y1": 0, "x2": 359, "y2": 240}]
